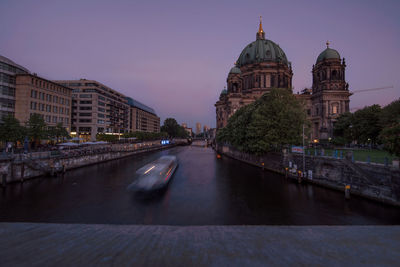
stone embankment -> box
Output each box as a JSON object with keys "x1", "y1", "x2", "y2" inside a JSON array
[
  {"x1": 0, "y1": 140, "x2": 187, "y2": 185},
  {"x1": 216, "y1": 144, "x2": 400, "y2": 207}
]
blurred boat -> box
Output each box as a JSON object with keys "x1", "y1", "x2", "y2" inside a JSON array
[{"x1": 127, "y1": 155, "x2": 178, "y2": 193}]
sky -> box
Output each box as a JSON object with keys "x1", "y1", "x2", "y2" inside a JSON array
[{"x1": 1, "y1": 0, "x2": 399, "y2": 129}]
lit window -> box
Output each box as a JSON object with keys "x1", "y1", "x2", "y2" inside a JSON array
[{"x1": 332, "y1": 104, "x2": 338, "y2": 114}]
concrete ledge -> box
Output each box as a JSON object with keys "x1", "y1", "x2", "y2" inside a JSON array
[{"x1": 0, "y1": 223, "x2": 399, "y2": 266}]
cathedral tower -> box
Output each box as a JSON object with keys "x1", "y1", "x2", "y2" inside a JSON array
[{"x1": 310, "y1": 41, "x2": 352, "y2": 140}]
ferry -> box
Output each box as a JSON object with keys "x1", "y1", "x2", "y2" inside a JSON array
[{"x1": 127, "y1": 155, "x2": 178, "y2": 193}]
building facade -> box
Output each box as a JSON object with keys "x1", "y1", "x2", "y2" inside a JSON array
[
  {"x1": 215, "y1": 19, "x2": 293, "y2": 129},
  {"x1": 127, "y1": 97, "x2": 160, "y2": 133},
  {"x1": 297, "y1": 42, "x2": 352, "y2": 140},
  {"x1": 195, "y1": 122, "x2": 201, "y2": 135},
  {"x1": 215, "y1": 19, "x2": 351, "y2": 141},
  {"x1": 15, "y1": 74, "x2": 72, "y2": 130},
  {"x1": 55, "y1": 79, "x2": 130, "y2": 141},
  {"x1": 0, "y1": 55, "x2": 29, "y2": 122}
]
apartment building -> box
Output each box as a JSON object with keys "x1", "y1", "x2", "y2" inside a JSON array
[
  {"x1": 127, "y1": 97, "x2": 160, "y2": 133},
  {"x1": 0, "y1": 55, "x2": 29, "y2": 122},
  {"x1": 15, "y1": 74, "x2": 72, "y2": 130},
  {"x1": 55, "y1": 79, "x2": 130, "y2": 141}
]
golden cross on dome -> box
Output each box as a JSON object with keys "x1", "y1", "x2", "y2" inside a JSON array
[
  {"x1": 326, "y1": 40, "x2": 330, "y2": 48},
  {"x1": 258, "y1": 15, "x2": 264, "y2": 33}
]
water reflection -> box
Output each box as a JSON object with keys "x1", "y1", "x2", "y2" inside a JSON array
[{"x1": 0, "y1": 146, "x2": 399, "y2": 225}]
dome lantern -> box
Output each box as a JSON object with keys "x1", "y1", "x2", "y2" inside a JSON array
[{"x1": 256, "y1": 16, "x2": 265, "y2": 40}]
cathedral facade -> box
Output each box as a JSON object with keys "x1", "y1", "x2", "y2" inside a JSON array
[{"x1": 215, "y1": 19, "x2": 351, "y2": 141}]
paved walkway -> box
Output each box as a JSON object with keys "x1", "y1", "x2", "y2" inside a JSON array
[{"x1": 0, "y1": 223, "x2": 399, "y2": 266}]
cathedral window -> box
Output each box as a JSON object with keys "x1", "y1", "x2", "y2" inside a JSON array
[
  {"x1": 332, "y1": 70, "x2": 338, "y2": 80},
  {"x1": 332, "y1": 103, "x2": 339, "y2": 114}
]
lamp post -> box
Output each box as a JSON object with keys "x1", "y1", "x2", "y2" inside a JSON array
[{"x1": 303, "y1": 124, "x2": 305, "y2": 176}]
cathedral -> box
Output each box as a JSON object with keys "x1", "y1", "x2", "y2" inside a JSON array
[{"x1": 215, "y1": 18, "x2": 351, "y2": 142}]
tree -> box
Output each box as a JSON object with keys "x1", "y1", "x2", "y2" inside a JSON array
[
  {"x1": 26, "y1": 114, "x2": 48, "y2": 145},
  {"x1": 379, "y1": 123, "x2": 400, "y2": 157},
  {"x1": 352, "y1": 104, "x2": 382, "y2": 144},
  {"x1": 380, "y1": 98, "x2": 400, "y2": 128},
  {"x1": 333, "y1": 105, "x2": 383, "y2": 145},
  {"x1": 217, "y1": 88, "x2": 307, "y2": 154},
  {"x1": 379, "y1": 98, "x2": 400, "y2": 157},
  {"x1": 161, "y1": 118, "x2": 188, "y2": 138},
  {"x1": 48, "y1": 123, "x2": 70, "y2": 143},
  {"x1": 0, "y1": 115, "x2": 26, "y2": 145}
]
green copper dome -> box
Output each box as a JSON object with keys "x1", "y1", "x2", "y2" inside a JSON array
[
  {"x1": 229, "y1": 66, "x2": 241, "y2": 74},
  {"x1": 316, "y1": 47, "x2": 340, "y2": 63},
  {"x1": 221, "y1": 89, "x2": 227, "y2": 95},
  {"x1": 236, "y1": 39, "x2": 289, "y2": 67}
]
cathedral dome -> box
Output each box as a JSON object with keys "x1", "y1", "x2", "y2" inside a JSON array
[
  {"x1": 237, "y1": 39, "x2": 289, "y2": 67},
  {"x1": 316, "y1": 42, "x2": 340, "y2": 63},
  {"x1": 229, "y1": 66, "x2": 241, "y2": 74}
]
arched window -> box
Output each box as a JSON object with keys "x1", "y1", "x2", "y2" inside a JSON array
[
  {"x1": 232, "y1": 83, "x2": 238, "y2": 92},
  {"x1": 332, "y1": 103, "x2": 339, "y2": 114},
  {"x1": 332, "y1": 70, "x2": 338, "y2": 80}
]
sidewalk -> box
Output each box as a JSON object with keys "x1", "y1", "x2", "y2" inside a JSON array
[{"x1": 0, "y1": 223, "x2": 399, "y2": 266}]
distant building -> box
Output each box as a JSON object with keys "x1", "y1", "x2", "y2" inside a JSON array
[
  {"x1": 215, "y1": 18, "x2": 351, "y2": 141},
  {"x1": 55, "y1": 79, "x2": 130, "y2": 141},
  {"x1": 15, "y1": 74, "x2": 72, "y2": 131},
  {"x1": 181, "y1": 123, "x2": 192, "y2": 137},
  {"x1": 127, "y1": 97, "x2": 160, "y2": 133},
  {"x1": 195, "y1": 122, "x2": 201, "y2": 135},
  {"x1": 0, "y1": 55, "x2": 30, "y2": 122},
  {"x1": 203, "y1": 125, "x2": 209, "y2": 133}
]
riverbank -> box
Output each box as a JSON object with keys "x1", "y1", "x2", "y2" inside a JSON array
[
  {"x1": 216, "y1": 144, "x2": 400, "y2": 207},
  {"x1": 0, "y1": 141, "x2": 187, "y2": 185}
]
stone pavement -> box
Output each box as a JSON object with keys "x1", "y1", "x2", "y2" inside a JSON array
[{"x1": 0, "y1": 223, "x2": 399, "y2": 266}]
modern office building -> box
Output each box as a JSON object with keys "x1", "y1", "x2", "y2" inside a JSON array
[
  {"x1": 55, "y1": 79, "x2": 130, "y2": 141},
  {"x1": 0, "y1": 55, "x2": 30, "y2": 122},
  {"x1": 15, "y1": 74, "x2": 72, "y2": 130},
  {"x1": 127, "y1": 97, "x2": 160, "y2": 133}
]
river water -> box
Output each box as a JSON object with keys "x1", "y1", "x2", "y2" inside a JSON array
[{"x1": 1, "y1": 146, "x2": 399, "y2": 225}]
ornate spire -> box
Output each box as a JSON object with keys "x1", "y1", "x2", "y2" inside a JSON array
[
  {"x1": 326, "y1": 40, "x2": 330, "y2": 48},
  {"x1": 256, "y1": 16, "x2": 265, "y2": 40}
]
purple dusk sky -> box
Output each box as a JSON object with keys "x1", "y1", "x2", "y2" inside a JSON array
[{"x1": 1, "y1": 0, "x2": 399, "y2": 129}]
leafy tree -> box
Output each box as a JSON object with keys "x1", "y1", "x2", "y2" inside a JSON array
[
  {"x1": 379, "y1": 123, "x2": 400, "y2": 157},
  {"x1": 333, "y1": 112, "x2": 354, "y2": 143},
  {"x1": 26, "y1": 114, "x2": 48, "y2": 145},
  {"x1": 217, "y1": 88, "x2": 307, "y2": 154},
  {"x1": 380, "y1": 98, "x2": 400, "y2": 128},
  {"x1": 47, "y1": 123, "x2": 70, "y2": 143},
  {"x1": 379, "y1": 99, "x2": 400, "y2": 157},
  {"x1": 217, "y1": 103, "x2": 255, "y2": 151},
  {"x1": 352, "y1": 104, "x2": 382, "y2": 144},
  {"x1": 334, "y1": 105, "x2": 383, "y2": 145},
  {"x1": 0, "y1": 115, "x2": 26, "y2": 144},
  {"x1": 161, "y1": 118, "x2": 188, "y2": 138}
]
